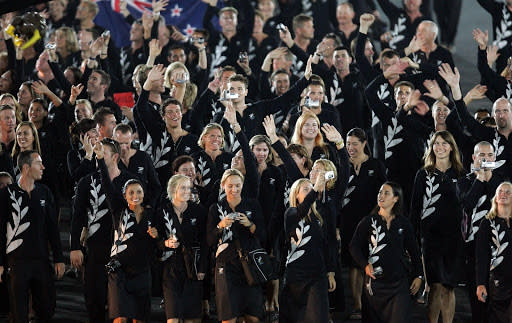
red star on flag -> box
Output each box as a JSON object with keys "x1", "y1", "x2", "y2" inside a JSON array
[
  {"x1": 183, "y1": 24, "x2": 196, "y2": 36},
  {"x1": 171, "y1": 4, "x2": 182, "y2": 17}
]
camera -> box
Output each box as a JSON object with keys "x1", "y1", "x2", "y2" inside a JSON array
[
  {"x1": 276, "y1": 23, "x2": 286, "y2": 31},
  {"x1": 220, "y1": 90, "x2": 239, "y2": 101},
  {"x1": 191, "y1": 37, "x2": 204, "y2": 44},
  {"x1": 175, "y1": 74, "x2": 189, "y2": 84},
  {"x1": 227, "y1": 212, "x2": 239, "y2": 220},
  {"x1": 105, "y1": 258, "x2": 121, "y2": 274},
  {"x1": 45, "y1": 43, "x2": 56, "y2": 50},
  {"x1": 305, "y1": 97, "x2": 320, "y2": 108},
  {"x1": 325, "y1": 171, "x2": 335, "y2": 180},
  {"x1": 239, "y1": 51, "x2": 248, "y2": 62},
  {"x1": 372, "y1": 266, "x2": 383, "y2": 278},
  {"x1": 102, "y1": 30, "x2": 110, "y2": 38},
  {"x1": 481, "y1": 159, "x2": 496, "y2": 169}
]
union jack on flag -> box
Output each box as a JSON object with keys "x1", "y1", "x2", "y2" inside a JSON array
[{"x1": 94, "y1": 0, "x2": 208, "y2": 48}]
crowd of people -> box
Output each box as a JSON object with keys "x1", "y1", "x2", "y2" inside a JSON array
[{"x1": 1, "y1": 0, "x2": 512, "y2": 322}]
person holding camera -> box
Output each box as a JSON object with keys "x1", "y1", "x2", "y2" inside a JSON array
[
  {"x1": 95, "y1": 139, "x2": 158, "y2": 323},
  {"x1": 70, "y1": 137, "x2": 135, "y2": 323},
  {"x1": 155, "y1": 174, "x2": 208, "y2": 323},
  {"x1": 350, "y1": 181, "x2": 423, "y2": 323},
  {"x1": 457, "y1": 141, "x2": 506, "y2": 322},
  {"x1": 280, "y1": 173, "x2": 337, "y2": 322},
  {"x1": 206, "y1": 168, "x2": 265, "y2": 323},
  {"x1": 475, "y1": 182, "x2": 512, "y2": 322}
]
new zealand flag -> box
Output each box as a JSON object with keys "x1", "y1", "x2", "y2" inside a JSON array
[{"x1": 95, "y1": 0, "x2": 209, "y2": 48}]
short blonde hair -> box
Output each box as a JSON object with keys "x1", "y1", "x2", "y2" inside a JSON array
[
  {"x1": 486, "y1": 182, "x2": 512, "y2": 220},
  {"x1": 220, "y1": 168, "x2": 245, "y2": 187},
  {"x1": 166, "y1": 174, "x2": 190, "y2": 201},
  {"x1": 164, "y1": 62, "x2": 189, "y2": 88},
  {"x1": 198, "y1": 123, "x2": 225, "y2": 149}
]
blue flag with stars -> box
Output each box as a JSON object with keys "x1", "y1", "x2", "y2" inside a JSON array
[{"x1": 94, "y1": 0, "x2": 209, "y2": 48}]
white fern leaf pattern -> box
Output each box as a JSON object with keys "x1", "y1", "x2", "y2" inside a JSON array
[
  {"x1": 215, "y1": 204, "x2": 233, "y2": 257},
  {"x1": 286, "y1": 219, "x2": 311, "y2": 265},
  {"x1": 197, "y1": 156, "x2": 211, "y2": 187},
  {"x1": 87, "y1": 177, "x2": 108, "y2": 238},
  {"x1": 421, "y1": 174, "x2": 440, "y2": 220},
  {"x1": 6, "y1": 189, "x2": 30, "y2": 254},
  {"x1": 111, "y1": 210, "x2": 135, "y2": 257},
  {"x1": 368, "y1": 218, "x2": 387, "y2": 264},
  {"x1": 139, "y1": 133, "x2": 153, "y2": 156},
  {"x1": 154, "y1": 132, "x2": 172, "y2": 169},
  {"x1": 342, "y1": 175, "x2": 355, "y2": 207},
  {"x1": 209, "y1": 38, "x2": 228, "y2": 78},
  {"x1": 489, "y1": 220, "x2": 508, "y2": 270},
  {"x1": 493, "y1": 131, "x2": 505, "y2": 157},
  {"x1": 493, "y1": 6, "x2": 512, "y2": 49},
  {"x1": 160, "y1": 209, "x2": 176, "y2": 261},
  {"x1": 329, "y1": 74, "x2": 344, "y2": 106},
  {"x1": 467, "y1": 195, "x2": 488, "y2": 242},
  {"x1": 384, "y1": 117, "x2": 403, "y2": 159},
  {"x1": 389, "y1": 16, "x2": 406, "y2": 49}
]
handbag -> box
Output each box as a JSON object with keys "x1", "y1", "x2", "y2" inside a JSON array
[{"x1": 235, "y1": 239, "x2": 277, "y2": 286}]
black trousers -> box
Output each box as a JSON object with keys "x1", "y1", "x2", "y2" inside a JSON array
[
  {"x1": 465, "y1": 247, "x2": 488, "y2": 323},
  {"x1": 434, "y1": 0, "x2": 462, "y2": 46},
  {"x1": 84, "y1": 246, "x2": 109, "y2": 323},
  {"x1": 7, "y1": 259, "x2": 55, "y2": 323}
]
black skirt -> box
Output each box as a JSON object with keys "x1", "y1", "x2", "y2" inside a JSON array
[
  {"x1": 424, "y1": 244, "x2": 462, "y2": 288},
  {"x1": 162, "y1": 262, "x2": 202, "y2": 319},
  {"x1": 279, "y1": 276, "x2": 329, "y2": 323},
  {"x1": 108, "y1": 268, "x2": 151, "y2": 320},
  {"x1": 214, "y1": 261, "x2": 263, "y2": 320},
  {"x1": 362, "y1": 277, "x2": 411, "y2": 323}
]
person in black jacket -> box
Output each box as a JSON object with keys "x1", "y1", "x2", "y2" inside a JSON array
[
  {"x1": 206, "y1": 168, "x2": 265, "y2": 323},
  {"x1": 410, "y1": 130, "x2": 465, "y2": 323},
  {"x1": 94, "y1": 140, "x2": 158, "y2": 323},
  {"x1": 156, "y1": 174, "x2": 208, "y2": 322},
  {"x1": 0, "y1": 150, "x2": 65, "y2": 322},
  {"x1": 70, "y1": 138, "x2": 135, "y2": 323},
  {"x1": 475, "y1": 181, "x2": 512, "y2": 322},
  {"x1": 280, "y1": 175, "x2": 336, "y2": 323},
  {"x1": 67, "y1": 118, "x2": 99, "y2": 187},
  {"x1": 350, "y1": 181, "x2": 423, "y2": 323},
  {"x1": 457, "y1": 141, "x2": 506, "y2": 323}
]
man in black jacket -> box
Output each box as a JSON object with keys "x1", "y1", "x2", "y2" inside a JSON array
[{"x1": 0, "y1": 150, "x2": 65, "y2": 322}]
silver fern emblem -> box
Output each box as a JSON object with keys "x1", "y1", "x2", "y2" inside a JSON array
[
  {"x1": 154, "y1": 132, "x2": 171, "y2": 169},
  {"x1": 489, "y1": 219, "x2": 508, "y2": 270},
  {"x1": 160, "y1": 209, "x2": 176, "y2": 261},
  {"x1": 286, "y1": 219, "x2": 311, "y2": 265},
  {"x1": 197, "y1": 156, "x2": 211, "y2": 187},
  {"x1": 139, "y1": 133, "x2": 153, "y2": 156},
  {"x1": 110, "y1": 210, "x2": 134, "y2": 256},
  {"x1": 494, "y1": 131, "x2": 505, "y2": 157},
  {"x1": 209, "y1": 38, "x2": 228, "y2": 78},
  {"x1": 493, "y1": 6, "x2": 512, "y2": 49},
  {"x1": 377, "y1": 83, "x2": 390, "y2": 104},
  {"x1": 467, "y1": 195, "x2": 488, "y2": 242},
  {"x1": 368, "y1": 218, "x2": 387, "y2": 264},
  {"x1": 215, "y1": 204, "x2": 233, "y2": 257},
  {"x1": 6, "y1": 189, "x2": 30, "y2": 254},
  {"x1": 342, "y1": 175, "x2": 355, "y2": 207},
  {"x1": 389, "y1": 16, "x2": 406, "y2": 49},
  {"x1": 384, "y1": 117, "x2": 403, "y2": 159},
  {"x1": 87, "y1": 177, "x2": 108, "y2": 239},
  {"x1": 421, "y1": 174, "x2": 441, "y2": 220},
  {"x1": 225, "y1": 129, "x2": 240, "y2": 153},
  {"x1": 329, "y1": 74, "x2": 344, "y2": 106}
]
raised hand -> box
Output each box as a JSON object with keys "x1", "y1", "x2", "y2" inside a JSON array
[
  {"x1": 93, "y1": 142, "x2": 104, "y2": 159},
  {"x1": 486, "y1": 44, "x2": 500, "y2": 66},
  {"x1": 464, "y1": 84, "x2": 488, "y2": 105},
  {"x1": 70, "y1": 83, "x2": 84, "y2": 99},
  {"x1": 223, "y1": 100, "x2": 237, "y2": 125},
  {"x1": 81, "y1": 133, "x2": 94, "y2": 158},
  {"x1": 32, "y1": 80, "x2": 50, "y2": 96},
  {"x1": 472, "y1": 28, "x2": 488, "y2": 49},
  {"x1": 278, "y1": 25, "x2": 294, "y2": 47},
  {"x1": 423, "y1": 79, "x2": 443, "y2": 101},
  {"x1": 359, "y1": 13, "x2": 375, "y2": 30},
  {"x1": 305, "y1": 55, "x2": 313, "y2": 80},
  {"x1": 438, "y1": 63, "x2": 460, "y2": 88},
  {"x1": 152, "y1": 0, "x2": 169, "y2": 15},
  {"x1": 383, "y1": 61, "x2": 408, "y2": 80},
  {"x1": 405, "y1": 36, "x2": 421, "y2": 55},
  {"x1": 262, "y1": 115, "x2": 279, "y2": 144},
  {"x1": 143, "y1": 64, "x2": 165, "y2": 90},
  {"x1": 320, "y1": 124, "x2": 342, "y2": 144}
]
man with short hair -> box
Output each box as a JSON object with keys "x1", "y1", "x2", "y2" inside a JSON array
[
  {"x1": 291, "y1": 14, "x2": 317, "y2": 55},
  {"x1": 113, "y1": 124, "x2": 161, "y2": 208},
  {"x1": 120, "y1": 20, "x2": 148, "y2": 90},
  {"x1": 457, "y1": 141, "x2": 505, "y2": 323},
  {"x1": 0, "y1": 105, "x2": 16, "y2": 152},
  {"x1": 203, "y1": 5, "x2": 249, "y2": 76},
  {"x1": 86, "y1": 69, "x2": 122, "y2": 121},
  {"x1": 0, "y1": 150, "x2": 65, "y2": 322},
  {"x1": 74, "y1": 0, "x2": 104, "y2": 35},
  {"x1": 94, "y1": 107, "x2": 116, "y2": 140},
  {"x1": 70, "y1": 139, "x2": 134, "y2": 323}
]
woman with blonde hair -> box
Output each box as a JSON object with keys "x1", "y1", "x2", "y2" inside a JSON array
[
  {"x1": 192, "y1": 123, "x2": 234, "y2": 206},
  {"x1": 207, "y1": 168, "x2": 265, "y2": 323},
  {"x1": 476, "y1": 182, "x2": 512, "y2": 321},
  {"x1": 291, "y1": 110, "x2": 331, "y2": 160},
  {"x1": 12, "y1": 121, "x2": 42, "y2": 179},
  {"x1": 280, "y1": 174, "x2": 336, "y2": 322},
  {"x1": 164, "y1": 61, "x2": 198, "y2": 131},
  {"x1": 0, "y1": 93, "x2": 23, "y2": 123},
  {"x1": 156, "y1": 174, "x2": 208, "y2": 323},
  {"x1": 55, "y1": 26, "x2": 80, "y2": 68},
  {"x1": 410, "y1": 130, "x2": 465, "y2": 323}
]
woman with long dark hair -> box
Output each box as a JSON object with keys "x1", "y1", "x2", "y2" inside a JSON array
[
  {"x1": 410, "y1": 130, "x2": 465, "y2": 323},
  {"x1": 340, "y1": 127, "x2": 386, "y2": 318},
  {"x1": 350, "y1": 181, "x2": 423, "y2": 322}
]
